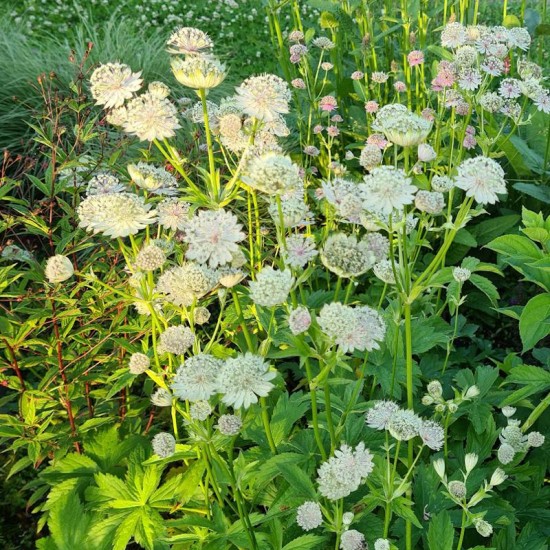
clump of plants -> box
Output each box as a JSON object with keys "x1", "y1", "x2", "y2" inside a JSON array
[{"x1": 1, "y1": 3, "x2": 549, "y2": 550}]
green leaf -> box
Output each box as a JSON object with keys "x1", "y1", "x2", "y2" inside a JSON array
[
  {"x1": 392, "y1": 497, "x2": 423, "y2": 528},
  {"x1": 470, "y1": 215, "x2": 520, "y2": 246},
  {"x1": 270, "y1": 392, "x2": 310, "y2": 446},
  {"x1": 276, "y1": 463, "x2": 317, "y2": 500},
  {"x1": 469, "y1": 274, "x2": 500, "y2": 307},
  {"x1": 427, "y1": 510, "x2": 454, "y2": 550},
  {"x1": 506, "y1": 364, "x2": 550, "y2": 387},
  {"x1": 282, "y1": 535, "x2": 328, "y2": 549},
  {"x1": 514, "y1": 183, "x2": 550, "y2": 204},
  {"x1": 519, "y1": 294, "x2": 550, "y2": 351}
]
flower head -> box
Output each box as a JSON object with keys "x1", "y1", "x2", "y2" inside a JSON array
[
  {"x1": 249, "y1": 267, "x2": 294, "y2": 307},
  {"x1": 166, "y1": 27, "x2": 214, "y2": 55},
  {"x1": 171, "y1": 353, "x2": 223, "y2": 402},
  {"x1": 171, "y1": 56, "x2": 226, "y2": 89},
  {"x1": 360, "y1": 166, "x2": 417, "y2": 214},
  {"x1": 45, "y1": 255, "x2": 74, "y2": 283},
  {"x1": 129, "y1": 352, "x2": 150, "y2": 375},
  {"x1": 454, "y1": 156, "x2": 506, "y2": 204},
  {"x1": 284, "y1": 234, "x2": 318, "y2": 268},
  {"x1": 152, "y1": 432, "x2": 176, "y2": 458},
  {"x1": 128, "y1": 163, "x2": 179, "y2": 195},
  {"x1": 87, "y1": 172, "x2": 127, "y2": 195},
  {"x1": 296, "y1": 501, "x2": 323, "y2": 531},
  {"x1": 90, "y1": 62, "x2": 142, "y2": 109},
  {"x1": 157, "y1": 198, "x2": 190, "y2": 231},
  {"x1": 321, "y1": 233, "x2": 375, "y2": 278},
  {"x1": 156, "y1": 263, "x2": 218, "y2": 307},
  {"x1": 366, "y1": 400, "x2": 400, "y2": 430},
  {"x1": 158, "y1": 325, "x2": 195, "y2": 355},
  {"x1": 288, "y1": 306, "x2": 312, "y2": 335},
  {"x1": 183, "y1": 209, "x2": 245, "y2": 268},
  {"x1": 218, "y1": 353, "x2": 276, "y2": 409},
  {"x1": 372, "y1": 104, "x2": 432, "y2": 146},
  {"x1": 242, "y1": 153, "x2": 302, "y2": 195},
  {"x1": 340, "y1": 530, "x2": 366, "y2": 550},
  {"x1": 216, "y1": 414, "x2": 242, "y2": 435},
  {"x1": 235, "y1": 74, "x2": 291, "y2": 122},
  {"x1": 189, "y1": 400, "x2": 212, "y2": 420},
  {"x1": 419, "y1": 420, "x2": 444, "y2": 450},
  {"x1": 78, "y1": 193, "x2": 157, "y2": 238},
  {"x1": 387, "y1": 409, "x2": 422, "y2": 441},
  {"x1": 136, "y1": 244, "x2": 166, "y2": 271}
]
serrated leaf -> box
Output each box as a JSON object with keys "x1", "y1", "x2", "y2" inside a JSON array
[
  {"x1": 282, "y1": 534, "x2": 328, "y2": 549},
  {"x1": 519, "y1": 294, "x2": 550, "y2": 351},
  {"x1": 427, "y1": 510, "x2": 454, "y2": 550}
]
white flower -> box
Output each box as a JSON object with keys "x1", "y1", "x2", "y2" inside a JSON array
[
  {"x1": 372, "y1": 104, "x2": 432, "y2": 146},
  {"x1": 431, "y1": 175, "x2": 454, "y2": 193},
  {"x1": 419, "y1": 420, "x2": 444, "y2": 450},
  {"x1": 321, "y1": 178, "x2": 364, "y2": 224},
  {"x1": 359, "y1": 144, "x2": 382, "y2": 170},
  {"x1": 129, "y1": 352, "x2": 150, "y2": 374},
  {"x1": 527, "y1": 431, "x2": 545, "y2": 448},
  {"x1": 78, "y1": 193, "x2": 157, "y2": 238},
  {"x1": 183, "y1": 209, "x2": 245, "y2": 268},
  {"x1": 189, "y1": 400, "x2": 212, "y2": 420},
  {"x1": 366, "y1": 401, "x2": 400, "y2": 430},
  {"x1": 242, "y1": 153, "x2": 302, "y2": 195},
  {"x1": 473, "y1": 518, "x2": 493, "y2": 538},
  {"x1": 433, "y1": 458, "x2": 446, "y2": 479},
  {"x1": 317, "y1": 442, "x2": 374, "y2": 500},
  {"x1": 448, "y1": 480, "x2": 467, "y2": 499},
  {"x1": 171, "y1": 56, "x2": 226, "y2": 89},
  {"x1": 418, "y1": 143, "x2": 437, "y2": 162},
  {"x1": 90, "y1": 62, "x2": 142, "y2": 109},
  {"x1": 157, "y1": 325, "x2": 195, "y2": 355},
  {"x1": 151, "y1": 388, "x2": 173, "y2": 407},
  {"x1": 249, "y1": 267, "x2": 294, "y2": 307},
  {"x1": 128, "y1": 163, "x2": 179, "y2": 195},
  {"x1": 45, "y1": 255, "x2": 74, "y2": 283},
  {"x1": 465, "y1": 452, "x2": 478, "y2": 474},
  {"x1": 360, "y1": 166, "x2": 417, "y2": 215},
  {"x1": 148, "y1": 81, "x2": 171, "y2": 99},
  {"x1": 415, "y1": 190, "x2": 445, "y2": 214},
  {"x1": 152, "y1": 432, "x2": 176, "y2": 458},
  {"x1": 157, "y1": 198, "x2": 190, "y2": 231},
  {"x1": 387, "y1": 409, "x2": 422, "y2": 441},
  {"x1": 374, "y1": 539, "x2": 391, "y2": 550},
  {"x1": 166, "y1": 27, "x2": 214, "y2": 55},
  {"x1": 342, "y1": 512, "x2": 354, "y2": 526},
  {"x1": 171, "y1": 354, "x2": 223, "y2": 402},
  {"x1": 452, "y1": 267, "x2": 471, "y2": 283},
  {"x1": 497, "y1": 443, "x2": 516, "y2": 464},
  {"x1": 489, "y1": 468, "x2": 507, "y2": 486},
  {"x1": 288, "y1": 306, "x2": 312, "y2": 335},
  {"x1": 216, "y1": 414, "x2": 242, "y2": 435},
  {"x1": 340, "y1": 530, "x2": 366, "y2": 550},
  {"x1": 374, "y1": 259, "x2": 396, "y2": 284},
  {"x1": 317, "y1": 303, "x2": 386, "y2": 353},
  {"x1": 156, "y1": 263, "x2": 218, "y2": 307},
  {"x1": 136, "y1": 244, "x2": 166, "y2": 271},
  {"x1": 454, "y1": 156, "x2": 506, "y2": 204},
  {"x1": 284, "y1": 234, "x2": 318, "y2": 268},
  {"x1": 235, "y1": 74, "x2": 291, "y2": 122},
  {"x1": 501, "y1": 406, "x2": 516, "y2": 418},
  {"x1": 87, "y1": 172, "x2": 127, "y2": 195},
  {"x1": 296, "y1": 501, "x2": 323, "y2": 531},
  {"x1": 320, "y1": 233, "x2": 375, "y2": 278},
  {"x1": 218, "y1": 353, "x2": 276, "y2": 409},
  {"x1": 441, "y1": 22, "x2": 467, "y2": 48},
  {"x1": 123, "y1": 91, "x2": 181, "y2": 142}
]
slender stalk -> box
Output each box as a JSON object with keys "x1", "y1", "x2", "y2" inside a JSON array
[
  {"x1": 324, "y1": 381, "x2": 337, "y2": 454},
  {"x1": 456, "y1": 509, "x2": 467, "y2": 550},
  {"x1": 305, "y1": 358, "x2": 327, "y2": 461},
  {"x1": 199, "y1": 88, "x2": 218, "y2": 200},
  {"x1": 260, "y1": 396, "x2": 277, "y2": 454}
]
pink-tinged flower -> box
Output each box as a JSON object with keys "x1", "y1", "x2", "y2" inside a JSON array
[
  {"x1": 303, "y1": 145, "x2": 320, "y2": 156},
  {"x1": 366, "y1": 133, "x2": 389, "y2": 149},
  {"x1": 432, "y1": 61, "x2": 456, "y2": 88},
  {"x1": 371, "y1": 71, "x2": 389, "y2": 83},
  {"x1": 319, "y1": 95, "x2": 338, "y2": 112},
  {"x1": 455, "y1": 101, "x2": 470, "y2": 116},
  {"x1": 421, "y1": 108, "x2": 435, "y2": 122},
  {"x1": 365, "y1": 100, "x2": 379, "y2": 113},
  {"x1": 321, "y1": 62, "x2": 334, "y2": 71},
  {"x1": 463, "y1": 132, "x2": 477, "y2": 150},
  {"x1": 499, "y1": 78, "x2": 521, "y2": 99},
  {"x1": 290, "y1": 54, "x2": 301, "y2": 64},
  {"x1": 535, "y1": 91, "x2": 550, "y2": 114},
  {"x1": 291, "y1": 78, "x2": 306, "y2": 89},
  {"x1": 481, "y1": 56, "x2": 505, "y2": 77},
  {"x1": 407, "y1": 50, "x2": 424, "y2": 67},
  {"x1": 351, "y1": 71, "x2": 364, "y2": 80},
  {"x1": 327, "y1": 125, "x2": 340, "y2": 137},
  {"x1": 331, "y1": 114, "x2": 343, "y2": 122},
  {"x1": 313, "y1": 124, "x2": 324, "y2": 134},
  {"x1": 394, "y1": 81, "x2": 407, "y2": 93},
  {"x1": 288, "y1": 30, "x2": 304, "y2": 43}
]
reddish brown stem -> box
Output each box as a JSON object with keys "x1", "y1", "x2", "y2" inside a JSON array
[{"x1": 3, "y1": 339, "x2": 26, "y2": 391}]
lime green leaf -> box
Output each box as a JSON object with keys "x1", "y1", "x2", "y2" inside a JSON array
[{"x1": 519, "y1": 294, "x2": 550, "y2": 351}]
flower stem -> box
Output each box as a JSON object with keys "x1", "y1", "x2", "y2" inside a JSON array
[{"x1": 260, "y1": 396, "x2": 277, "y2": 454}]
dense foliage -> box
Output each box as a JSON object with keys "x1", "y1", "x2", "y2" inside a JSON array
[{"x1": 1, "y1": 1, "x2": 549, "y2": 549}]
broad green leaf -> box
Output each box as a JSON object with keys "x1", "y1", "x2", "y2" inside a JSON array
[
  {"x1": 427, "y1": 510, "x2": 454, "y2": 550},
  {"x1": 282, "y1": 535, "x2": 328, "y2": 549},
  {"x1": 276, "y1": 463, "x2": 317, "y2": 500},
  {"x1": 505, "y1": 364, "x2": 550, "y2": 386},
  {"x1": 270, "y1": 392, "x2": 310, "y2": 445},
  {"x1": 519, "y1": 294, "x2": 550, "y2": 351}
]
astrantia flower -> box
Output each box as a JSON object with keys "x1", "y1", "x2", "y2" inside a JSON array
[
  {"x1": 90, "y1": 62, "x2": 142, "y2": 109},
  {"x1": 166, "y1": 27, "x2": 213, "y2": 55},
  {"x1": 374, "y1": 540, "x2": 390, "y2": 550},
  {"x1": 218, "y1": 352, "x2": 276, "y2": 409},
  {"x1": 454, "y1": 45, "x2": 478, "y2": 68},
  {"x1": 474, "y1": 518, "x2": 493, "y2": 538},
  {"x1": 284, "y1": 234, "x2": 318, "y2": 268},
  {"x1": 78, "y1": 193, "x2": 157, "y2": 238},
  {"x1": 152, "y1": 432, "x2": 176, "y2": 458},
  {"x1": 317, "y1": 303, "x2": 386, "y2": 353},
  {"x1": 415, "y1": 190, "x2": 444, "y2": 214},
  {"x1": 448, "y1": 480, "x2": 467, "y2": 499},
  {"x1": 171, "y1": 353, "x2": 223, "y2": 402},
  {"x1": 340, "y1": 530, "x2": 366, "y2": 550},
  {"x1": 194, "y1": 306, "x2": 211, "y2": 325},
  {"x1": 360, "y1": 166, "x2": 417, "y2": 215},
  {"x1": 148, "y1": 81, "x2": 171, "y2": 99},
  {"x1": 458, "y1": 68, "x2": 482, "y2": 91},
  {"x1": 317, "y1": 442, "x2": 374, "y2": 500},
  {"x1": 235, "y1": 74, "x2": 291, "y2": 122},
  {"x1": 432, "y1": 175, "x2": 454, "y2": 192},
  {"x1": 296, "y1": 501, "x2": 323, "y2": 531},
  {"x1": 157, "y1": 198, "x2": 190, "y2": 231},
  {"x1": 123, "y1": 92, "x2": 181, "y2": 142},
  {"x1": 534, "y1": 90, "x2": 550, "y2": 114},
  {"x1": 312, "y1": 37, "x2": 335, "y2": 50},
  {"x1": 249, "y1": 267, "x2": 294, "y2": 307},
  {"x1": 136, "y1": 244, "x2": 166, "y2": 271},
  {"x1": 216, "y1": 414, "x2": 242, "y2": 435},
  {"x1": 321, "y1": 178, "x2": 363, "y2": 224},
  {"x1": 441, "y1": 22, "x2": 467, "y2": 48},
  {"x1": 242, "y1": 152, "x2": 301, "y2": 195},
  {"x1": 527, "y1": 431, "x2": 545, "y2": 447},
  {"x1": 408, "y1": 50, "x2": 424, "y2": 66},
  {"x1": 156, "y1": 263, "x2": 218, "y2": 307},
  {"x1": 387, "y1": 409, "x2": 422, "y2": 441},
  {"x1": 319, "y1": 95, "x2": 338, "y2": 112},
  {"x1": 497, "y1": 443, "x2": 516, "y2": 465},
  {"x1": 366, "y1": 400, "x2": 400, "y2": 430},
  {"x1": 45, "y1": 255, "x2": 74, "y2": 283},
  {"x1": 171, "y1": 56, "x2": 226, "y2": 89},
  {"x1": 499, "y1": 78, "x2": 522, "y2": 99},
  {"x1": 372, "y1": 104, "x2": 432, "y2": 146},
  {"x1": 427, "y1": 380, "x2": 443, "y2": 398},
  {"x1": 419, "y1": 420, "x2": 444, "y2": 450},
  {"x1": 87, "y1": 172, "x2": 127, "y2": 195},
  {"x1": 158, "y1": 325, "x2": 195, "y2": 355},
  {"x1": 288, "y1": 306, "x2": 312, "y2": 335},
  {"x1": 359, "y1": 144, "x2": 382, "y2": 170},
  {"x1": 189, "y1": 400, "x2": 212, "y2": 420},
  {"x1": 373, "y1": 259, "x2": 397, "y2": 284},
  {"x1": 268, "y1": 190, "x2": 312, "y2": 228},
  {"x1": 490, "y1": 468, "x2": 507, "y2": 487},
  {"x1": 454, "y1": 156, "x2": 506, "y2": 204},
  {"x1": 129, "y1": 352, "x2": 150, "y2": 375},
  {"x1": 151, "y1": 388, "x2": 173, "y2": 407},
  {"x1": 506, "y1": 27, "x2": 531, "y2": 51},
  {"x1": 183, "y1": 209, "x2": 244, "y2": 268},
  {"x1": 320, "y1": 233, "x2": 375, "y2": 278},
  {"x1": 478, "y1": 92, "x2": 504, "y2": 113},
  {"x1": 128, "y1": 163, "x2": 179, "y2": 195}
]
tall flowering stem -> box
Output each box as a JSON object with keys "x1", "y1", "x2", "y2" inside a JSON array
[{"x1": 198, "y1": 87, "x2": 219, "y2": 201}]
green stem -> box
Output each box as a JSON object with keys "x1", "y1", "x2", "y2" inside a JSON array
[
  {"x1": 324, "y1": 381, "x2": 337, "y2": 454},
  {"x1": 261, "y1": 396, "x2": 277, "y2": 454},
  {"x1": 199, "y1": 88, "x2": 218, "y2": 201},
  {"x1": 522, "y1": 391, "x2": 550, "y2": 432},
  {"x1": 305, "y1": 358, "x2": 328, "y2": 460},
  {"x1": 456, "y1": 509, "x2": 467, "y2": 550}
]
